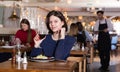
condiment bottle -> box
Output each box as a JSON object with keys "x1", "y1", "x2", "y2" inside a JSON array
[{"x1": 11, "y1": 48, "x2": 16, "y2": 64}]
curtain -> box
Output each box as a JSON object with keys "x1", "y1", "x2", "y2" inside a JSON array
[{"x1": 0, "y1": 6, "x2": 4, "y2": 25}]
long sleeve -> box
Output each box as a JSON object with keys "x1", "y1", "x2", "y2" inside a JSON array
[
  {"x1": 106, "y1": 19, "x2": 113, "y2": 31},
  {"x1": 15, "y1": 29, "x2": 36, "y2": 47},
  {"x1": 30, "y1": 35, "x2": 76, "y2": 60},
  {"x1": 54, "y1": 36, "x2": 76, "y2": 60},
  {"x1": 85, "y1": 30, "x2": 93, "y2": 41},
  {"x1": 94, "y1": 20, "x2": 99, "y2": 31}
]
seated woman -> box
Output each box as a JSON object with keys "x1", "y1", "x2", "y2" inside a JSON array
[
  {"x1": 76, "y1": 22, "x2": 93, "y2": 49},
  {"x1": 68, "y1": 23, "x2": 79, "y2": 50},
  {"x1": 30, "y1": 10, "x2": 76, "y2": 60},
  {"x1": 15, "y1": 19, "x2": 36, "y2": 56}
]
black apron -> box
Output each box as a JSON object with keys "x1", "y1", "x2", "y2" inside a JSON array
[
  {"x1": 98, "y1": 19, "x2": 111, "y2": 50},
  {"x1": 98, "y1": 19, "x2": 111, "y2": 69}
]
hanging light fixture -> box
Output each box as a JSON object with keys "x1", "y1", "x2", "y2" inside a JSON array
[{"x1": 8, "y1": 2, "x2": 20, "y2": 21}]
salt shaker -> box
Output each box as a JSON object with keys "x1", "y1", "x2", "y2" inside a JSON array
[
  {"x1": 11, "y1": 48, "x2": 16, "y2": 64},
  {"x1": 22, "y1": 52, "x2": 28, "y2": 64},
  {"x1": 81, "y1": 44, "x2": 85, "y2": 51},
  {"x1": 16, "y1": 50, "x2": 21, "y2": 62}
]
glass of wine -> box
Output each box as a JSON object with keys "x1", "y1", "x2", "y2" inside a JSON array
[
  {"x1": 38, "y1": 31, "x2": 46, "y2": 39},
  {"x1": 39, "y1": 34, "x2": 46, "y2": 39}
]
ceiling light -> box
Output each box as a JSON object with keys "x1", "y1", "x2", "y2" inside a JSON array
[
  {"x1": 8, "y1": 2, "x2": 19, "y2": 21},
  {"x1": 9, "y1": 9, "x2": 20, "y2": 21},
  {"x1": 67, "y1": 0, "x2": 72, "y2": 4}
]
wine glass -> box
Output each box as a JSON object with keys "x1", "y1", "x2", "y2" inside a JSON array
[
  {"x1": 37, "y1": 30, "x2": 46, "y2": 39},
  {"x1": 15, "y1": 38, "x2": 21, "y2": 51}
]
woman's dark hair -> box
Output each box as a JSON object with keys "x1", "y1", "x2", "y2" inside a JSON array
[
  {"x1": 20, "y1": 18, "x2": 31, "y2": 30},
  {"x1": 45, "y1": 10, "x2": 68, "y2": 34},
  {"x1": 20, "y1": 18, "x2": 31, "y2": 43},
  {"x1": 76, "y1": 22, "x2": 83, "y2": 31},
  {"x1": 97, "y1": 10, "x2": 104, "y2": 14}
]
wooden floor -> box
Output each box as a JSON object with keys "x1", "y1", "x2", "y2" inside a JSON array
[{"x1": 87, "y1": 49, "x2": 120, "y2": 72}]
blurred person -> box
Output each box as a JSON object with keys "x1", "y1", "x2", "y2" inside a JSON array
[
  {"x1": 68, "y1": 23, "x2": 79, "y2": 50},
  {"x1": 76, "y1": 22, "x2": 93, "y2": 49},
  {"x1": 68, "y1": 23, "x2": 78, "y2": 37},
  {"x1": 30, "y1": 10, "x2": 76, "y2": 60},
  {"x1": 94, "y1": 10, "x2": 113, "y2": 71},
  {"x1": 15, "y1": 19, "x2": 36, "y2": 56}
]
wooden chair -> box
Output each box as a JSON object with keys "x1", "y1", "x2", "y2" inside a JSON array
[{"x1": 67, "y1": 56, "x2": 86, "y2": 72}]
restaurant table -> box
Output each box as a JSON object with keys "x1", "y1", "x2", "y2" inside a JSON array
[
  {"x1": 70, "y1": 42, "x2": 94, "y2": 64},
  {"x1": 0, "y1": 46, "x2": 31, "y2": 53},
  {"x1": 0, "y1": 60, "x2": 77, "y2": 72},
  {"x1": 0, "y1": 46, "x2": 32, "y2": 63}
]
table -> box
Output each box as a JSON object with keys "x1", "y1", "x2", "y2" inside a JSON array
[
  {"x1": 71, "y1": 43, "x2": 94, "y2": 64},
  {"x1": 0, "y1": 46, "x2": 31, "y2": 53},
  {"x1": 0, "y1": 46, "x2": 31, "y2": 63},
  {"x1": 0, "y1": 60, "x2": 77, "y2": 72}
]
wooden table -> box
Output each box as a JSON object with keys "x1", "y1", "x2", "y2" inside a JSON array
[
  {"x1": 0, "y1": 60, "x2": 77, "y2": 72},
  {"x1": 71, "y1": 42, "x2": 94, "y2": 64},
  {"x1": 0, "y1": 46, "x2": 31, "y2": 53},
  {"x1": 0, "y1": 46, "x2": 32, "y2": 63}
]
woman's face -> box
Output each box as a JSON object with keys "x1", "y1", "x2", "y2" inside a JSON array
[
  {"x1": 49, "y1": 15, "x2": 64, "y2": 33},
  {"x1": 21, "y1": 23, "x2": 29, "y2": 31}
]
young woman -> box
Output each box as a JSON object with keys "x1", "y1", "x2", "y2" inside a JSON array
[
  {"x1": 15, "y1": 19, "x2": 36, "y2": 56},
  {"x1": 15, "y1": 19, "x2": 36, "y2": 48},
  {"x1": 30, "y1": 10, "x2": 76, "y2": 60},
  {"x1": 68, "y1": 23, "x2": 79, "y2": 50},
  {"x1": 76, "y1": 22, "x2": 93, "y2": 48},
  {"x1": 68, "y1": 23, "x2": 79, "y2": 37}
]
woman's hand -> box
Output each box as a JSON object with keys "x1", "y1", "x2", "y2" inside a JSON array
[
  {"x1": 103, "y1": 28, "x2": 108, "y2": 33},
  {"x1": 26, "y1": 43, "x2": 31, "y2": 47},
  {"x1": 15, "y1": 38, "x2": 21, "y2": 45},
  {"x1": 34, "y1": 34, "x2": 40, "y2": 41},
  {"x1": 60, "y1": 27, "x2": 65, "y2": 39},
  {"x1": 34, "y1": 34, "x2": 45, "y2": 48}
]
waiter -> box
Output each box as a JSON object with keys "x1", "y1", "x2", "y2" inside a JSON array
[{"x1": 94, "y1": 10, "x2": 113, "y2": 71}]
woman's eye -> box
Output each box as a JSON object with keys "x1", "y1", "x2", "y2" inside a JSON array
[
  {"x1": 54, "y1": 20, "x2": 58, "y2": 23},
  {"x1": 50, "y1": 21, "x2": 52, "y2": 24}
]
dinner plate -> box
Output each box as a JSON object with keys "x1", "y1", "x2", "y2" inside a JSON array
[
  {"x1": 0, "y1": 46, "x2": 16, "y2": 48},
  {"x1": 15, "y1": 45, "x2": 25, "y2": 47},
  {"x1": 29, "y1": 57, "x2": 55, "y2": 62}
]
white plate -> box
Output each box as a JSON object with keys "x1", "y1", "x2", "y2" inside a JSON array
[
  {"x1": 15, "y1": 45, "x2": 25, "y2": 48},
  {"x1": 1, "y1": 46, "x2": 16, "y2": 48},
  {"x1": 29, "y1": 57, "x2": 55, "y2": 62}
]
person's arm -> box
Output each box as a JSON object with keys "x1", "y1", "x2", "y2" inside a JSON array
[
  {"x1": 15, "y1": 30, "x2": 21, "y2": 39},
  {"x1": 30, "y1": 34, "x2": 45, "y2": 57},
  {"x1": 55, "y1": 36, "x2": 76, "y2": 60},
  {"x1": 107, "y1": 19, "x2": 113, "y2": 31},
  {"x1": 93, "y1": 20, "x2": 99, "y2": 34},
  {"x1": 27, "y1": 30, "x2": 37, "y2": 47},
  {"x1": 14, "y1": 30, "x2": 22, "y2": 44},
  {"x1": 85, "y1": 30, "x2": 93, "y2": 42}
]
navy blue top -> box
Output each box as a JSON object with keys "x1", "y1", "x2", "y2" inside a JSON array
[{"x1": 30, "y1": 34, "x2": 76, "y2": 60}]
